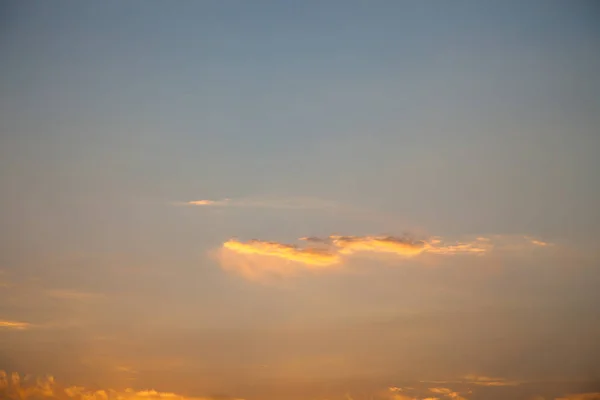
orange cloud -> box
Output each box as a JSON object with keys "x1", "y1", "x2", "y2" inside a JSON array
[
  {"x1": 217, "y1": 239, "x2": 341, "y2": 282},
  {"x1": 223, "y1": 239, "x2": 340, "y2": 267},
  {"x1": 421, "y1": 375, "x2": 521, "y2": 388},
  {"x1": 555, "y1": 394, "x2": 600, "y2": 400},
  {"x1": 385, "y1": 386, "x2": 438, "y2": 400},
  {"x1": 330, "y1": 235, "x2": 428, "y2": 257},
  {"x1": 428, "y1": 388, "x2": 469, "y2": 400},
  {"x1": 385, "y1": 386, "x2": 466, "y2": 400},
  {"x1": 425, "y1": 237, "x2": 492, "y2": 255},
  {"x1": 0, "y1": 320, "x2": 31, "y2": 330},
  {"x1": 328, "y1": 235, "x2": 493, "y2": 257},
  {"x1": 0, "y1": 371, "x2": 244, "y2": 400},
  {"x1": 216, "y1": 233, "x2": 553, "y2": 281},
  {"x1": 463, "y1": 374, "x2": 520, "y2": 386}
]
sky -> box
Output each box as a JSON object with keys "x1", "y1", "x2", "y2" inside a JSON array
[{"x1": 1, "y1": 1, "x2": 600, "y2": 399}]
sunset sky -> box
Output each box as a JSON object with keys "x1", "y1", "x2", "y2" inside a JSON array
[{"x1": 1, "y1": 1, "x2": 600, "y2": 399}]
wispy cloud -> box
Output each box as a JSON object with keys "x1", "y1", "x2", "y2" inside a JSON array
[
  {"x1": 462, "y1": 374, "x2": 520, "y2": 387},
  {"x1": 425, "y1": 237, "x2": 492, "y2": 255},
  {"x1": 420, "y1": 375, "x2": 521, "y2": 388},
  {"x1": 183, "y1": 196, "x2": 338, "y2": 210},
  {"x1": 217, "y1": 234, "x2": 553, "y2": 281},
  {"x1": 115, "y1": 365, "x2": 139, "y2": 374},
  {"x1": 525, "y1": 237, "x2": 554, "y2": 247},
  {"x1": 0, "y1": 320, "x2": 31, "y2": 330},
  {"x1": 0, "y1": 371, "x2": 244, "y2": 400}
]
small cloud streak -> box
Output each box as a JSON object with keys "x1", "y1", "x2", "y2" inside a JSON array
[
  {"x1": 421, "y1": 375, "x2": 521, "y2": 388},
  {"x1": 184, "y1": 196, "x2": 338, "y2": 210},
  {"x1": 0, "y1": 320, "x2": 31, "y2": 330},
  {"x1": 525, "y1": 237, "x2": 553, "y2": 247}
]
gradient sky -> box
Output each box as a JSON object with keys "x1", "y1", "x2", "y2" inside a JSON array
[{"x1": 1, "y1": 1, "x2": 600, "y2": 400}]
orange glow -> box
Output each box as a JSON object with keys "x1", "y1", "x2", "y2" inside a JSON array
[{"x1": 188, "y1": 199, "x2": 221, "y2": 206}]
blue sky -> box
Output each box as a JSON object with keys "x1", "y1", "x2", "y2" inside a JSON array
[{"x1": 1, "y1": 1, "x2": 599, "y2": 400}]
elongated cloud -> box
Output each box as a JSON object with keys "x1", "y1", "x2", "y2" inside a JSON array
[
  {"x1": 462, "y1": 374, "x2": 520, "y2": 386},
  {"x1": 185, "y1": 196, "x2": 338, "y2": 210},
  {"x1": 325, "y1": 235, "x2": 493, "y2": 257},
  {"x1": 385, "y1": 386, "x2": 464, "y2": 400},
  {"x1": 216, "y1": 234, "x2": 553, "y2": 281},
  {"x1": 188, "y1": 199, "x2": 220, "y2": 206},
  {"x1": 0, "y1": 371, "x2": 244, "y2": 400},
  {"x1": 425, "y1": 237, "x2": 492, "y2": 255},
  {"x1": 525, "y1": 237, "x2": 553, "y2": 247},
  {"x1": 421, "y1": 375, "x2": 521, "y2": 387},
  {"x1": 300, "y1": 235, "x2": 494, "y2": 256},
  {"x1": 0, "y1": 320, "x2": 31, "y2": 330}
]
